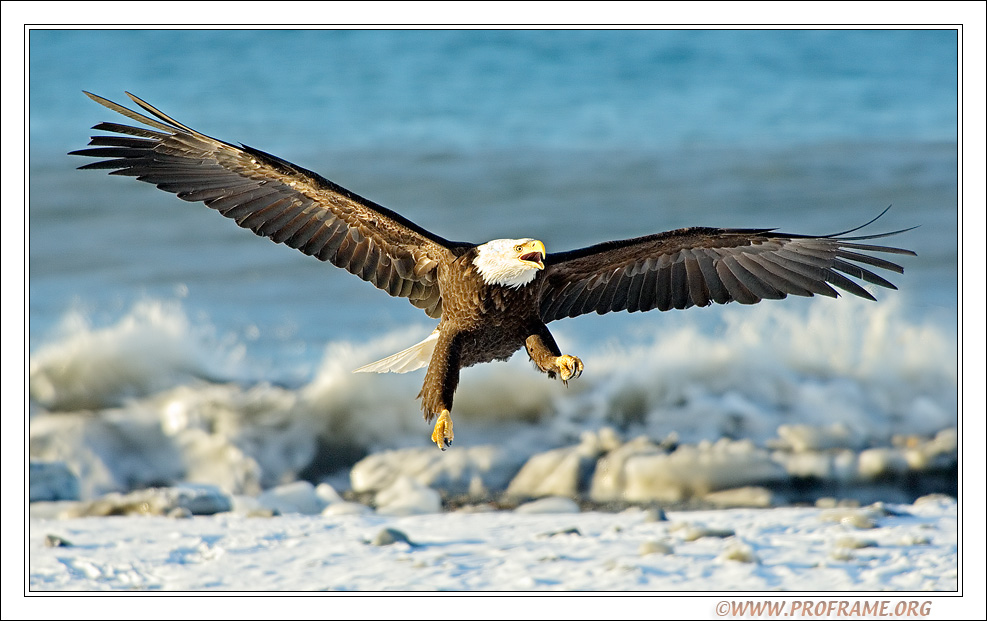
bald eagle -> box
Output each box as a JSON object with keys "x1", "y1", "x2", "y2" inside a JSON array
[{"x1": 71, "y1": 92, "x2": 915, "y2": 450}]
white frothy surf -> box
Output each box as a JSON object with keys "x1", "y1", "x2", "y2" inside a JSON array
[{"x1": 28, "y1": 296, "x2": 956, "y2": 499}]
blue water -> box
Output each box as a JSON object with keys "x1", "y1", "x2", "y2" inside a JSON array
[
  {"x1": 30, "y1": 30, "x2": 956, "y2": 152},
  {"x1": 29, "y1": 29, "x2": 958, "y2": 385}
]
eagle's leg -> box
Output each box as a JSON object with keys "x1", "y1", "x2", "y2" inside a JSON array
[
  {"x1": 430, "y1": 409, "x2": 453, "y2": 451},
  {"x1": 525, "y1": 330, "x2": 584, "y2": 386},
  {"x1": 419, "y1": 331, "x2": 461, "y2": 450}
]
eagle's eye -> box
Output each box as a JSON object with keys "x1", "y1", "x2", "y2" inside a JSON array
[{"x1": 514, "y1": 244, "x2": 523, "y2": 252}]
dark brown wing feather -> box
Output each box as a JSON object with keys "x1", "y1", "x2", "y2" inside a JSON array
[
  {"x1": 70, "y1": 92, "x2": 471, "y2": 318},
  {"x1": 538, "y1": 213, "x2": 915, "y2": 322}
]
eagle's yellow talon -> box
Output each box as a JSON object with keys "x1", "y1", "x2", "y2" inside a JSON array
[
  {"x1": 557, "y1": 354, "x2": 584, "y2": 385},
  {"x1": 431, "y1": 409, "x2": 454, "y2": 450}
]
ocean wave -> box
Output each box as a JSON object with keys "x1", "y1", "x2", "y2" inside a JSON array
[
  {"x1": 28, "y1": 296, "x2": 956, "y2": 497},
  {"x1": 29, "y1": 300, "x2": 248, "y2": 412}
]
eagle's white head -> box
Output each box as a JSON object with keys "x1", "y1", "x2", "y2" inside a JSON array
[{"x1": 473, "y1": 238, "x2": 546, "y2": 288}]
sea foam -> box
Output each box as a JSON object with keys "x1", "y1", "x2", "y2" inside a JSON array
[{"x1": 28, "y1": 296, "x2": 956, "y2": 499}]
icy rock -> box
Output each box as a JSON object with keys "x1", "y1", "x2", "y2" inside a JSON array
[
  {"x1": 913, "y1": 493, "x2": 955, "y2": 508},
  {"x1": 514, "y1": 496, "x2": 580, "y2": 514},
  {"x1": 370, "y1": 528, "x2": 415, "y2": 546},
  {"x1": 671, "y1": 522, "x2": 735, "y2": 541},
  {"x1": 775, "y1": 423, "x2": 866, "y2": 452},
  {"x1": 44, "y1": 534, "x2": 72, "y2": 548},
  {"x1": 820, "y1": 508, "x2": 880, "y2": 529},
  {"x1": 256, "y1": 481, "x2": 325, "y2": 515},
  {"x1": 311, "y1": 482, "x2": 369, "y2": 515},
  {"x1": 506, "y1": 430, "x2": 612, "y2": 498},
  {"x1": 815, "y1": 497, "x2": 860, "y2": 509},
  {"x1": 29, "y1": 460, "x2": 80, "y2": 502},
  {"x1": 639, "y1": 540, "x2": 674, "y2": 556},
  {"x1": 718, "y1": 541, "x2": 760, "y2": 563},
  {"x1": 589, "y1": 436, "x2": 664, "y2": 503},
  {"x1": 834, "y1": 536, "x2": 877, "y2": 549},
  {"x1": 540, "y1": 527, "x2": 582, "y2": 537},
  {"x1": 315, "y1": 482, "x2": 344, "y2": 505},
  {"x1": 595, "y1": 438, "x2": 785, "y2": 504},
  {"x1": 703, "y1": 486, "x2": 776, "y2": 508},
  {"x1": 375, "y1": 476, "x2": 442, "y2": 516},
  {"x1": 902, "y1": 428, "x2": 957, "y2": 471},
  {"x1": 229, "y1": 494, "x2": 266, "y2": 514},
  {"x1": 858, "y1": 447, "x2": 909, "y2": 479},
  {"x1": 644, "y1": 505, "x2": 668, "y2": 522},
  {"x1": 350, "y1": 445, "x2": 524, "y2": 496},
  {"x1": 60, "y1": 484, "x2": 232, "y2": 517},
  {"x1": 322, "y1": 501, "x2": 373, "y2": 516},
  {"x1": 775, "y1": 450, "x2": 828, "y2": 479},
  {"x1": 773, "y1": 448, "x2": 860, "y2": 484},
  {"x1": 29, "y1": 411, "x2": 185, "y2": 499},
  {"x1": 898, "y1": 534, "x2": 931, "y2": 546},
  {"x1": 454, "y1": 502, "x2": 498, "y2": 513}
]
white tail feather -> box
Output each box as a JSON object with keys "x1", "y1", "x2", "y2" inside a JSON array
[{"x1": 353, "y1": 329, "x2": 440, "y2": 374}]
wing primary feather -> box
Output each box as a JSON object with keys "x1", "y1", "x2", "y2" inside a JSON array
[
  {"x1": 736, "y1": 254, "x2": 812, "y2": 297},
  {"x1": 669, "y1": 256, "x2": 691, "y2": 309},
  {"x1": 582, "y1": 278, "x2": 608, "y2": 316},
  {"x1": 214, "y1": 188, "x2": 282, "y2": 219},
  {"x1": 236, "y1": 196, "x2": 297, "y2": 232},
  {"x1": 683, "y1": 253, "x2": 711, "y2": 307},
  {"x1": 754, "y1": 253, "x2": 839, "y2": 297},
  {"x1": 596, "y1": 270, "x2": 625, "y2": 314},
  {"x1": 314, "y1": 223, "x2": 350, "y2": 266},
  {"x1": 834, "y1": 249, "x2": 906, "y2": 273},
  {"x1": 836, "y1": 241, "x2": 916, "y2": 256},
  {"x1": 77, "y1": 159, "x2": 136, "y2": 171},
  {"x1": 348, "y1": 239, "x2": 374, "y2": 277},
  {"x1": 716, "y1": 257, "x2": 761, "y2": 304},
  {"x1": 608, "y1": 273, "x2": 631, "y2": 312},
  {"x1": 203, "y1": 183, "x2": 276, "y2": 211},
  {"x1": 247, "y1": 200, "x2": 309, "y2": 238},
  {"x1": 123, "y1": 91, "x2": 204, "y2": 135},
  {"x1": 556, "y1": 282, "x2": 587, "y2": 319},
  {"x1": 332, "y1": 232, "x2": 359, "y2": 266},
  {"x1": 285, "y1": 217, "x2": 334, "y2": 256},
  {"x1": 636, "y1": 262, "x2": 660, "y2": 312},
  {"x1": 695, "y1": 251, "x2": 730, "y2": 304},
  {"x1": 824, "y1": 270, "x2": 877, "y2": 300},
  {"x1": 81, "y1": 91, "x2": 180, "y2": 134},
  {"x1": 653, "y1": 263, "x2": 672, "y2": 311},
  {"x1": 624, "y1": 271, "x2": 646, "y2": 312},
  {"x1": 725, "y1": 255, "x2": 785, "y2": 300},
  {"x1": 773, "y1": 247, "x2": 833, "y2": 268},
  {"x1": 831, "y1": 258, "x2": 897, "y2": 290},
  {"x1": 89, "y1": 121, "x2": 171, "y2": 139}
]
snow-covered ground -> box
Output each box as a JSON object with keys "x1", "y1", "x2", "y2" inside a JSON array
[
  {"x1": 28, "y1": 493, "x2": 956, "y2": 592},
  {"x1": 23, "y1": 297, "x2": 965, "y2": 603}
]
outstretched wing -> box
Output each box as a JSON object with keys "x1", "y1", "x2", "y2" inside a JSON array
[
  {"x1": 538, "y1": 210, "x2": 916, "y2": 322},
  {"x1": 70, "y1": 92, "x2": 471, "y2": 318}
]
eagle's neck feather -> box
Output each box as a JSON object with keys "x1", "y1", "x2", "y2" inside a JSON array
[{"x1": 472, "y1": 239, "x2": 540, "y2": 289}]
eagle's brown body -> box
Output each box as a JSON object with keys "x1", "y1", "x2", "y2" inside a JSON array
[
  {"x1": 72, "y1": 92, "x2": 916, "y2": 449},
  {"x1": 423, "y1": 247, "x2": 562, "y2": 420},
  {"x1": 436, "y1": 248, "x2": 546, "y2": 367}
]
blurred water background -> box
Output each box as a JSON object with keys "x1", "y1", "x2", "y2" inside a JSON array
[{"x1": 28, "y1": 30, "x2": 958, "y2": 495}]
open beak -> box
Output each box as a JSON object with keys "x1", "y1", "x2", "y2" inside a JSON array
[{"x1": 519, "y1": 240, "x2": 546, "y2": 270}]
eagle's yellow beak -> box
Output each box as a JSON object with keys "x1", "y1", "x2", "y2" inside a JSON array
[{"x1": 518, "y1": 239, "x2": 546, "y2": 270}]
